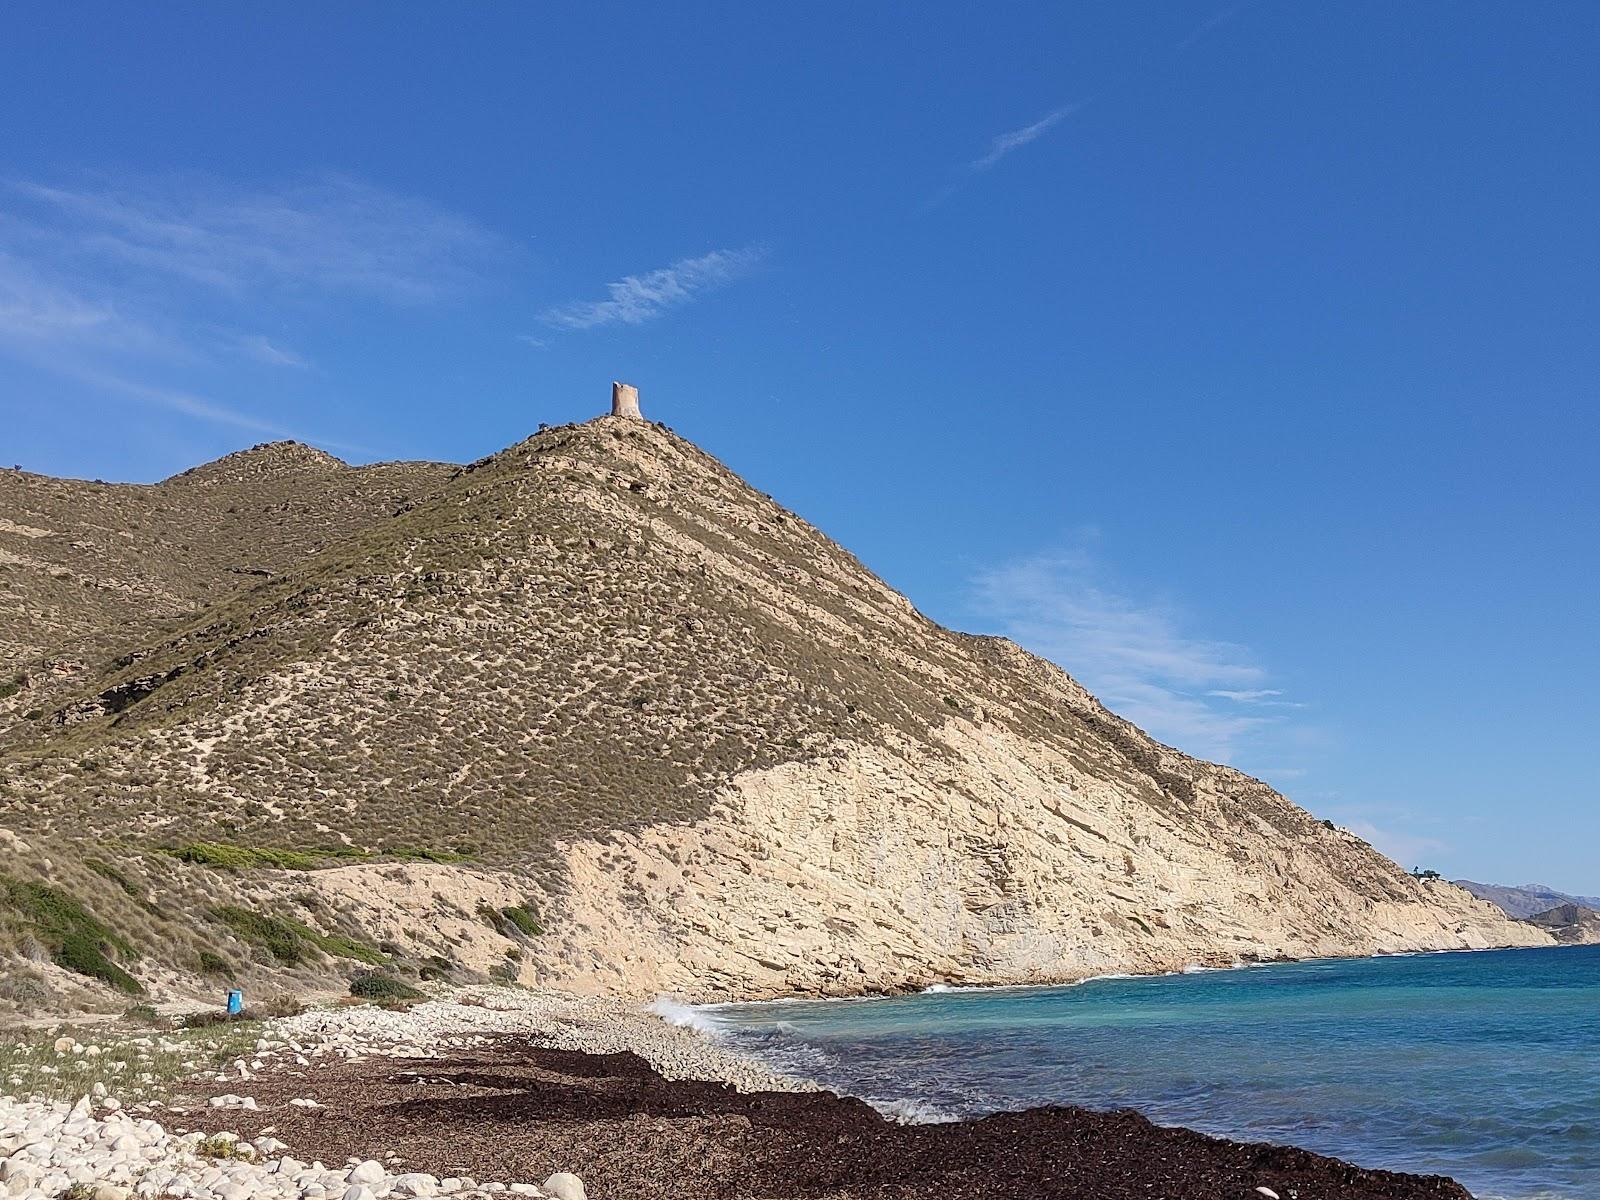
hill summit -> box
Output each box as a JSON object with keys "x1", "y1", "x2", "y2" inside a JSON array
[{"x1": 0, "y1": 391, "x2": 1546, "y2": 1011}]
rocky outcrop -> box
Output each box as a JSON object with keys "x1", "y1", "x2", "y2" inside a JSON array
[
  {"x1": 1454, "y1": 879, "x2": 1600, "y2": 918},
  {"x1": 1521, "y1": 904, "x2": 1600, "y2": 944}
]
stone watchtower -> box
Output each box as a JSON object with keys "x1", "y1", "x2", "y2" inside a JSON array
[{"x1": 611, "y1": 381, "x2": 642, "y2": 419}]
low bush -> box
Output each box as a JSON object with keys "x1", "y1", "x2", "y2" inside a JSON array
[
  {"x1": 166, "y1": 843, "x2": 333, "y2": 871},
  {"x1": 386, "y1": 847, "x2": 471, "y2": 864},
  {"x1": 348, "y1": 972, "x2": 421, "y2": 1002},
  {"x1": 302, "y1": 925, "x2": 386, "y2": 965},
  {"x1": 85, "y1": 858, "x2": 142, "y2": 897},
  {"x1": 501, "y1": 905, "x2": 544, "y2": 937},
  {"x1": 214, "y1": 906, "x2": 309, "y2": 964},
  {"x1": 2, "y1": 876, "x2": 142, "y2": 994},
  {"x1": 56, "y1": 932, "x2": 142, "y2": 993},
  {"x1": 213, "y1": 904, "x2": 385, "y2": 966},
  {"x1": 197, "y1": 949, "x2": 233, "y2": 975}
]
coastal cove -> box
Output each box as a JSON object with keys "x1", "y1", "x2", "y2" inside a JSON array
[{"x1": 708, "y1": 946, "x2": 1600, "y2": 1200}]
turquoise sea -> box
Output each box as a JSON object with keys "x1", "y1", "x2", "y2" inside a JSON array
[{"x1": 709, "y1": 946, "x2": 1600, "y2": 1199}]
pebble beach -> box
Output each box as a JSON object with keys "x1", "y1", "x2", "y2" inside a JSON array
[{"x1": 1, "y1": 987, "x2": 1476, "y2": 1200}]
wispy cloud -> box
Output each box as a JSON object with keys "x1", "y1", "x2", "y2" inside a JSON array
[
  {"x1": 971, "y1": 104, "x2": 1085, "y2": 172},
  {"x1": 0, "y1": 250, "x2": 168, "y2": 352},
  {"x1": 1176, "y1": 2, "x2": 1256, "y2": 52},
  {"x1": 224, "y1": 332, "x2": 310, "y2": 369},
  {"x1": 14, "y1": 175, "x2": 501, "y2": 304},
  {"x1": 970, "y1": 546, "x2": 1292, "y2": 763},
  {"x1": 1207, "y1": 688, "x2": 1283, "y2": 702},
  {"x1": 1, "y1": 172, "x2": 497, "y2": 444},
  {"x1": 540, "y1": 246, "x2": 764, "y2": 331}
]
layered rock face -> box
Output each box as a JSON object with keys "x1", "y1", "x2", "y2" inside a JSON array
[{"x1": 0, "y1": 413, "x2": 1546, "y2": 1007}]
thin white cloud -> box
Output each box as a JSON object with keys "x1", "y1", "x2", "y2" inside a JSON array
[
  {"x1": 226, "y1": 333, "x2": 309, "y2": 369},
  {"x1": 14, "y1": 175, "x2": 501, "y2": 304},
  {"x1": 52, "y1": 362, "x2": 370, "y2": 454},
  {"x1": 0, "y1": 251, "x2": 168, "y2": 352},
  {"x1": 1208, "y1": 688, "x2": 1283, "y2": 702},
  {"x1": 971, "y1": 104, "x2": 1084, "y2": 172},
  {"x1": 970, "y1": 548, "x2": 1289, "y2": 763},
  {"x1": 1177, "y1": 2, "x2": 1255, "y2": 52},
  {"x1": 0, "y1": 172, "x2": 495, "y2": 448},
  {"x1": 540, "y1": 246, "x2": 764, "y2": 331}
]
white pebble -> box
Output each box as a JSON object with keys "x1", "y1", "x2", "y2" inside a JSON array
[{"x1": 542, "y1": 1172, "x2": 586, "y2": 1200}]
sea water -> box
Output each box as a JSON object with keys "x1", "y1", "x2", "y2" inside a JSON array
[{"x1": 709, "y1": 945, "x2": 1599, "y2": 1199}]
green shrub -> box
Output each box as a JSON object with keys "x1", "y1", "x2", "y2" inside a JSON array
[
  {"x1": 213, "y1": 906, "x2": 311, "y2": 964},
  {"x1": 2, "y1": 876, "x2": 142, "y2": 993},
  {"x1": 85, "y1": 858, "x2": 142, "y2": 897},
  {"x1": 348, "y1": 972, "x2": 421, "y2": 1002},
  {"x1": 197, "y1": 949, "x2": 233, "y2": 975},
  {"x1": 56, "y1": 931, "x2": 142, "y2": 993},
  {"x1": 501, "y1": 905, "x2": 544, "y2": 937},
  {"x1": 194, "y1": 1134, "x2": 253, "y2": 1160},
  {"x1": 297, "y1": 924, "x2": 385, "y2": 965},
  {"x1": 385, "y1": 846, "x2": 470, "y2": 864},
  {"x1": 165, "y1": 842, "x2": 466, "y2": 870},
  {"x1": 165, "y1": 843, "x2": 328, "y2": 871},
  {"x1": 124, "y1": 1003, "x2": 161, "y2": 1025},
  {"x1": 213, "y1": 905, "x2": 384, "y2": 965}
]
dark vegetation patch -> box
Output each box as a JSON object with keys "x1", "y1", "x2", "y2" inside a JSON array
[
  {"x1": 1, "y1": 875, "x2": 142, "y2": 993},
  {"x1": 348, "y1": 971, "x2": 422, "y2": 1002},
  {"x1": 213, "y1": 904, "x2": 384, "y2": 966},
  {"x1": 500, "y1": 905, "x2": 544, "y2": 937},
  {"x1": 162, "y1": 842, "x2": 472, "y2": 871}
]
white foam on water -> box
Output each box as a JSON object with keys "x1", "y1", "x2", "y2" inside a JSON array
[
  {"x1": 868, "y1": 1094, "x2": 962, "y2": 1124},
  {"x1": 647, "y1": 995, "x2": 728, "y2": 1035}
]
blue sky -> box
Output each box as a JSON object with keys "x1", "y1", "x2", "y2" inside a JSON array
[{"x1": 3, "y1": 3, "x2": 1597, "y2": 891}]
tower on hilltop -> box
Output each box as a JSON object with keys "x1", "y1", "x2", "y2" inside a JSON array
[{"x1": 611, "y1": 381, "x2": 642, "y2": 419}]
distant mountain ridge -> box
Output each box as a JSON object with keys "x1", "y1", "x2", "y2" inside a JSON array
[
  {"x1": 1453, "y1": 880, "x2": 1600, "y2": 919},
  {"x1": 1521, "y1": 904, "x2": 1600, "y2": 945}
]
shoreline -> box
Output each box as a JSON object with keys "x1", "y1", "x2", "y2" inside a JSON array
[{"x1": 1, "y1": 985, "x2": 1483, "y2": 1199}]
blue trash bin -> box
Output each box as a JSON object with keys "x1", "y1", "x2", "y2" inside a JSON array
[{"x1": 226, "y1": 989, "x2": 243, "y2": 1016}]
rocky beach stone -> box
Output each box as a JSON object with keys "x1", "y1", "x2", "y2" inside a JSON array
[
  {"x1": 540, "y1": 1172, "x2": 585, "y2": 1200},
  {"x1": 0, "y1": 1088, "x2": 556, "y2": 1200}
]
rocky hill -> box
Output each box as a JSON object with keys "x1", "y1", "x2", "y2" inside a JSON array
[
  {"x1": 0, "y1": 402, "x2": 1548, "y2": 1014},
  {"x1": 1521, "y1": 904, "x2": 1600, "y2": 945},
  {"x1": 0, "y1": 444, "x2": 451, "y2": 721},
  {"x1": 1452, "y1": 880, "x2": 1600, "y2": 919}
]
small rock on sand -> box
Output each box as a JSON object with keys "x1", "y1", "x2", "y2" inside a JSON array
[{"x1": 542, "y1": 1171, "x2": 586, "y2": 1200}]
